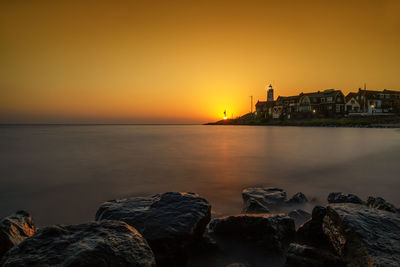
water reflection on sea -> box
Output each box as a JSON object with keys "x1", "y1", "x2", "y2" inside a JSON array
[{"x1": 0, "y1": 125, "x2": 399, "y2": 226}]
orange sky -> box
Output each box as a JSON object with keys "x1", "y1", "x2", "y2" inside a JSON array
[{"x1": 1, "y1": 0, "x2": 400, "y2": 123}]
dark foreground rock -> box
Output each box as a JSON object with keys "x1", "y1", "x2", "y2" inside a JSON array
[
  {"x1": 296, "y1": 206, "x2": 332, "y2": 250},
  {"x1": 323, "y1": 203, "x2": 400, "y2": 266},
  {"x1": 367, "y1": 196, "x2": 399, "y2": 213},
  {"x1": 226, "y1": 263, "x2": 250, "y2": 267},
  {"x1": 242, "y1": 188, "x2": 287, "y2": 211},
  {"x1": 288, "y1": 209, "x2": 311, "y2": 227},
  {"x1": 0, "y1": 211, "x2": 36, "y2": 259},
  {"x1": 96, "y1": 192, "x2": 211, "y2": 266},
  {"x1": 285, "y1": 243, "x2": 345, "y2": 267},
  {"x1": 192, "y1": 214, "x2": 295, "y2": 267},
  {"x1": 1, "y1": 220, "x2": 155, "y2": 267},
  {"x1": 209, "y1": 214, "x2": 295, "y2": 252},
  {"x1": 327, "y1": 192, "x2": 364, "y2": 204}
]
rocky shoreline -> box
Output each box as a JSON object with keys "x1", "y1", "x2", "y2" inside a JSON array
[
  {"x1": 205, "y1": 114, "x2": 400, "y2": 128},
  {"x1": 1, "y1": 189, "x2": 399, "y2": 266}
]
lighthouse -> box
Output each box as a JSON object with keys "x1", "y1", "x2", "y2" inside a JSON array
[{"x1": 267, "y1": 84, "x2": 274, "y2": 102}]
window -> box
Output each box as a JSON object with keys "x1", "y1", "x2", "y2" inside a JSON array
[
  {"x1": 351, "y1": 100, "x2": 355, "y2": 104},
  {"x1": 336, "y1": 105, "x2": 341, "y2": 112},
  {"x1": 337, "y1": 97, "x2": 342, "y2": 102},
  {"x1": 327, "y1": 105, "x2": 332, "y2": 110},
  {"x1": 327, "y1": 97, "x2": 333, "y2": 102}
]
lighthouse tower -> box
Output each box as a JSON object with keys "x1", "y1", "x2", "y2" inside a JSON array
[{"x1": 267, "y1": 84, "x2": 274, "y2": 102}]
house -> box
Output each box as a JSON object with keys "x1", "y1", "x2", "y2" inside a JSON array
[
  {"x1": 299, "y1": 89, "x2": 345, "y2": 117},
  {"x1": 255, "y1": 101, "x2": 267, "y2": 113},
  {"x1": 274, "y1": 95, "x2": 301, "y2": 119},
  {"x1": 273, "y1": 89, "x2": 345, "y2": 119},
  {"x1": 345, "y1": 92, "x2": 361, "y2": 113},
  {"x1": 352, "y1": 88, "x2": 400, "y2": 114}
]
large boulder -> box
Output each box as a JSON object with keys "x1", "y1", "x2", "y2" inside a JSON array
[
  {"x1": 323, "y1": 203, "x2": 400, "y2": 266},
  {"x1": 95, "y1": 192, "x2": 211, "y2": 266},
  {"x1": 242, "y1": 188, "x2": 287, "y2": 211},
  {"x1": 1, "y1": 220, "x2": 155, "y2": 267},
  {"x1": 209, "y1": 214, "x2": 295, "y2": 252},
  {"x1": 367, "y1": 196, "x2": 399, "y2": 213},
  {"x1": 285, "y1": 243, "x2": 345, "y2": 267},
  {"x1": 0, "y1": 210, "x2": 36, "y2": 259},
  {"x1": 327, "y1": 192, "x2": 364, "y2": 204}
]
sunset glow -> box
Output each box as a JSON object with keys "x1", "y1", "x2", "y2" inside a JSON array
[{"x1": 1, "y1": 0, "x2": 400, "y2": 123}]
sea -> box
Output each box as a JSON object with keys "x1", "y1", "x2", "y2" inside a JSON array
[{"x1": 1, "y1": 125, "x2": 400, "y2": 226}]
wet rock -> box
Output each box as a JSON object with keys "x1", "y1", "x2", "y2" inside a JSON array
[
  {"x1": 367, "y1": 196, "x2": 399, "y2": 213},
  {"x1": 242, "y1": 198, "x2": 270, "y2": 213},
  {"x1": 0, "y1": 210, "x2": 36, "y2": 259},
  {"x1": 1, "y1": 220, "x2": 155, "y2": 267},
  {"x1": 209, "y1": 214, "x2": 295, "y2": 252},
  {"x1": 323, "y1": 203, "x2": 400, "y2": 266},
  {"x1": 285, "y1": 243, "x2": 345, "y2": 267},
  {"x1": 296, "y1": 206, "x2": 332, "y2": 249},
  {"x1": 287, "y1": 192, "x2": 308, "y2": 204},
  {"x1": 288, "y1": 209, "x2": 311, "y2": 227},
  {"x1": 96, "y1": 192, "x2": 211, "y2": 266},
  {"x1": 327, "y1": 192, "x2": 364, "y2": 204},
  {"x1": 242, "y1": 188, "x2": 287, "y2": 211}
]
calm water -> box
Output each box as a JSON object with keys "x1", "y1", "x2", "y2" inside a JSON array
[{"x1": 1, "y1": 125, "x2": 400, "y2": 226}]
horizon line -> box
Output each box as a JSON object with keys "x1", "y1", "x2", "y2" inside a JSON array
[{"x1": 0, "y1": 123, "x2": 204, "y2": 126}]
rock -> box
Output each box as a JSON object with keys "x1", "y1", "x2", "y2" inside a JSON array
[
  {"x1": 226, "y1": 263, "x2": 250, "y2": 267},
  {"x1": 242, "y1": 188, "x2": 287, "y2": 211},
  {"x1": 1, "y1": 220, "x2": 155, "y2": 267},
  {"x1": 209, "y1": 214, "x2": 295, "y2": 252},
  {"x1": 288, "y1": 209, "x2": 311, "y2": 227},
  {"x1": 0, "y1": 210, "x2": 36, "y2": 259},
  {"x1": 367, "y1": 196, "x2": 399, "y2": 213},
  {"x1": 95, "y1": 192, "x2": 211, "y2": 266},
  {"x1": 296, "y1": 206, "x2": 332, "y2": 250},
  {"x1": 311, "y1": 205, "x2": 327, "y2": 221},
  {"x1": 285, "y1": 243, "x2": 345, "y2": 267},
  {"x1": 242, "y1": 198, "x2": 270, "y2": 213},
  {"x1": 287, "y1": 192, "x2": 308, "y2": 204},
  {"x1": 327, "y1": 192, "x2": 364, "y2": 204},
  {"x1": 323, "y1": 203, "x2": 400, "y2": 266}
]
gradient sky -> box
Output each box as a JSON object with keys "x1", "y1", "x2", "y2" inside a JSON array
[{"x1": 1, "y1": 0, "x2": 400, "y2": 123}]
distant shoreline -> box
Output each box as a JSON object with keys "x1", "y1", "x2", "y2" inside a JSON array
[{"x1": 205, "y1": 116, "x2": 400, "y2": 128}]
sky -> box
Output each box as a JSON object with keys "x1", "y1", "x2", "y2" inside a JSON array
[{"x1": 1, "y1": 0, "x2": 400, "y2": 123}]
